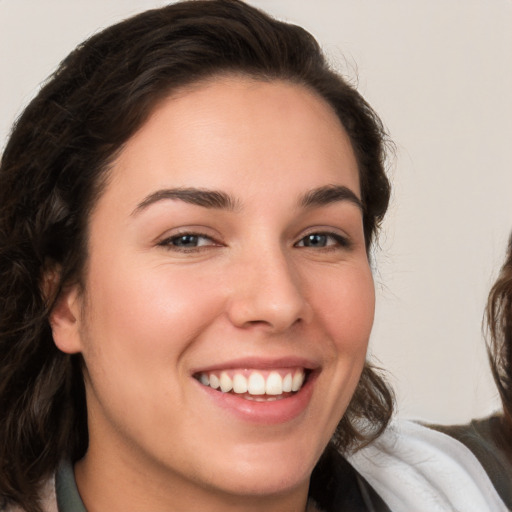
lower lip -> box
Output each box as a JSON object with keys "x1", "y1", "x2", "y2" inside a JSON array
[{"x1": 194, "y1": 373, "x2": 317, "y2": 425}]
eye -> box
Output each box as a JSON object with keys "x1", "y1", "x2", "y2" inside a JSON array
[
  {"x1": 295, "y1": 232, "x2": 349, "y2": 249},
  {"x1": 158, "y1": 232, "x2": 218, "y2": 251}
]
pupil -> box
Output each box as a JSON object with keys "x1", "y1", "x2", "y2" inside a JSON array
[{"x1": 307, "y1": 234, "x2": 326, "y2": 246}]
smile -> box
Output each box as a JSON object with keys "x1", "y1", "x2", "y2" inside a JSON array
[{"x1": 195, "y1": 368, "x2": 307, "y2": 401}]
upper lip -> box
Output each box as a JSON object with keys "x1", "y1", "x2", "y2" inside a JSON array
[{"x1": 190, "y1": 356, "x2": 320, "y2": 375}]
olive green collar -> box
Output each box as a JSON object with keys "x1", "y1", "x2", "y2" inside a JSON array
[{"x1": 55, "y1": 461, "x2": 87, "y2": 512}]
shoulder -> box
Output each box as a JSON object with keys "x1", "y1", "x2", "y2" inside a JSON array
[{"x1": 346, "y1": 419, "x2": 510, "y2": 512}]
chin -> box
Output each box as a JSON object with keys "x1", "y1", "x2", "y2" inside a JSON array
[{"x1": 199, "y1": 439, "x2": 321, "y2": 498}]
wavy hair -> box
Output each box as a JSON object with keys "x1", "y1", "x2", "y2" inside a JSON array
[{"x1": 0, "y1": 1, "x2": 393, "y2": 509}]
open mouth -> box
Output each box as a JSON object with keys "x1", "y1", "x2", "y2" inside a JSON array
[{"x1": 194, "y1": 368, "x2": 309, "y2": 402}]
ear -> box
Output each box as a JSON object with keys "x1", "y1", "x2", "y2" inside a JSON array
[{"x1": 49, "y1": 282, "x2": 84, "y2": 355}]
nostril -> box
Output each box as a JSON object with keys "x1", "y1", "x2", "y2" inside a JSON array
[{"x1": 237, "y1": 315, "x2": 303, "y2": 331}]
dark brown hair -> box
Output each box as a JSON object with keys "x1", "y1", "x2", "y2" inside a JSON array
[
  {"x1": 486, "y1": 234, "x2": 512, "y2": 443},
  {"x1": 0, "y1": 1, "x2": 393, "y2": 509}
]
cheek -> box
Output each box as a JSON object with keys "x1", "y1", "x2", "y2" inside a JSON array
[
  {"x1": 302, "y1": 264, "x2": 374, "y2": 443},
  {"x1": 80, "y1": 259, "x2": 227, "y2": 369},
  {"x1": 309, "y1": 264, "x2": 375, "y2": 355}
]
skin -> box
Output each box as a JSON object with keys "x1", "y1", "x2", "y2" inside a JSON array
[{"x1": 51, "y1": 76, "x2": 375, "y2": 512}]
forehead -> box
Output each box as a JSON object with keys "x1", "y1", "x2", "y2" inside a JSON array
[{"x1": 102, "y1": 76, "x2": 360, "y2": 208}]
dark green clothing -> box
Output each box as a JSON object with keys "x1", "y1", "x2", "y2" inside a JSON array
[{"x1": 55, "y1": 461, "x2": 86, "y2": 512}]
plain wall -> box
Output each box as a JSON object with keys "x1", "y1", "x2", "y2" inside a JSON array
[{"x1": 1, "y1": 0, "x2": 511, "y2": 424}]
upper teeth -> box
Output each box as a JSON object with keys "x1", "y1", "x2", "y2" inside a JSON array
[{"x1": 198, "y1": 369, "x2": 305, "y2": 396}]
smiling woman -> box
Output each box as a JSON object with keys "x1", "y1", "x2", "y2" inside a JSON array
[
  {"x1": 0, "y1": 3, "x2": 392, "y2": 510},
  {"x1": 53, "y1": 79, "x2": 378, "y2": 508},
  {"x1": 0, "y1": 1, "x2": 506, "y2": 512}
]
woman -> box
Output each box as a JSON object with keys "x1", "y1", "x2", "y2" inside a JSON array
[
  {"x1": 463, "y1": 234, "x2": 512, "y2": 505},
  {"x1": 0, "y1": 1, "x2": 506, "y2": 511},
  {"x1": 420, "y1": 234, "x2": 512, "y2": 511},
  {"x1": 487, "y1": 234, "x2": 512, "y2": 457}
]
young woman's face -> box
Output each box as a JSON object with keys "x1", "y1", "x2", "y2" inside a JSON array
[{"x1": 54, "y1": 77, "x2": 375, "y2": 508}]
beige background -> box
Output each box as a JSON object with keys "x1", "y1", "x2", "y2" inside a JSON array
[{"x1": 1, "y1": 0, "x2": 511, "y2": 424}]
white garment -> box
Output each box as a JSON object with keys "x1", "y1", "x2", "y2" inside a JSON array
[{"x1": 347, "y1": 420, "x2": 508, "y2": 512}]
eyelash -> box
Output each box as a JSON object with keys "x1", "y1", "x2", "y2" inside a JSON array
[{"x1": 158, "y1": 231, "x2": 350, "y2": 252}]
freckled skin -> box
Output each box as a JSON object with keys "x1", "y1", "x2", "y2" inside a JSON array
[{"x1": 51, "y1": 77, "x2": 375, "y2": 512}]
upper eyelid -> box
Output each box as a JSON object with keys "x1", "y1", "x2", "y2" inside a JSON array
[
  {"x1": 296, "y1": 226, "x2": 350, "y2": 239},
  {"x1": 156, "y1": 226, "x2": 220, "y2": 242}
]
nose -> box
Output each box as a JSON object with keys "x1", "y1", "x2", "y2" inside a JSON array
[{"x1": 226, "y1": 248, "x2": 311, "y2": 333}]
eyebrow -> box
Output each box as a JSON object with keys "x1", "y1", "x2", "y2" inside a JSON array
[
  {"x1": 132, "y1": 184, "x2": 362, "y2": 216},
  {"x1": 132, "y1": 187, "x2": 240, "y2": 215},
  {"x1": 299, "y1": 185, "x2": 363, "y2": 210}
]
